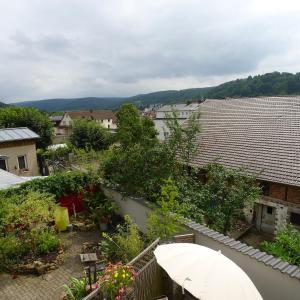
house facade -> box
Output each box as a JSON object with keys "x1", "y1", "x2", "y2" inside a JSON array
[
  {"x1": 190, "y1": 97, "x2": 300, "y2": 234},
  {"x1": 154, "y1": 103, "x2": 201, "y2": 140},
  {"x1": 0, "y1": 127, "x2": 40, "y2": 176}
]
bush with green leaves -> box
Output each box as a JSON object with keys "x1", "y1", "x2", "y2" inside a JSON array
[
  {"x1": 36, "y1": 229, "x2": 60, "y2": 254},
  {"x1": 261, "y1": 225, "x2": 300, "y2": 267},
  {"x1": 0, "y1": 106, "x2": 54, "y2": 149},
  {"x1": 0, "y1": 170, "x2": 100, "y2": 199},
  {"x1": 197, "y1": 163, "x2": 261, "y2": 234},
  {"x1": 0, "y1": 191, "x2": 60, "y2": 269},
  {"x1": 70, "y1": 118, "x2": 112, "y2": 151},
  {"x1": 100, "y1": 215, "x2": 144, "y2": 262},
  {"x1": 0, "y1": 235, "x2": 29, "y2": 269},
  {"x1": 147, "y1": 178, "x2": 184, "y2": 241}
]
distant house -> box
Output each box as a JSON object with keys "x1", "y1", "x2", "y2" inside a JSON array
[
  {"x1": 154, "y1": 103, "x2": 201, "y2": 140},
  {"x1": 50, "y1": 110, "x2": 117, "y2": 144},
  {"x1": 190, "y1": 97, "x2": 300, "y2": 235},
  {"x1": 0, "y1": 127, "x2": 40, "y2": 176}
]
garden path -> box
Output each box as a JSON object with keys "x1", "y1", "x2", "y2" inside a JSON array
[{"x1": 0, "y1": 230, "x2": 100, "y2": 300}]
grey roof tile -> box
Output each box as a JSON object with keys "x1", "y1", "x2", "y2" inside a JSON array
[
  {"x1": 240, "y1": 246, "x2": 253, "y2": 253},
  {"x1": 190, "y1": 97, "x2": 300, "y2": 187},
  {"x1": 269, "y1": 258, "x2": 283, "y2": 267},
  {"x1": 247, "y1": 249, "x2": 259, "y2": 256}
]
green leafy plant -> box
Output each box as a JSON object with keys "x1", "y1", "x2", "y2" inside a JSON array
[
  {"x1": 261, "y1": 225, "x2": 300, "y2": 267},
  {"x1": 0, "y1": 235, "x2": 29, "y2": 270},
  {"x1": 0, "y1": 191, "x2": 60, "y2": 269},
  {"x1": 147, "y1": 178, "x2": 183, "y2": 241},
  {"x1": 0, "y1": 170, "x2": 101, "y2": 199},
  {"x1": 0, "y1": 106, "x2": 54, "y2": 149},
  {"x1": 100, "y1": 215, "x2": 144, "y2": 262},
  {"x1": 36, "y1": 229, "x2": 60, "y2": 254},
  {"x1": 199, "y1": 163, "x2": 261, "y2": 234},
  {"x1": 70, "y1": 118, "x2": 112, "y2": 151},
  {"x1": 63, "y1": 277, "x2": 87, "y2": 300}
]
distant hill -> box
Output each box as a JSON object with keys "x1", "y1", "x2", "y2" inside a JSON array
[
  {"x1": 0, "y1": 102, "x2": 8, "y2": 108},
  {"x1": 206, "y1": 72, "x2": 300, "y2": 99},
  {"x1": 14, "y1": 88, "x2": 211, "y2": 112},
  {"x1": 11, "y1": 72, "x2": 300, "y2": 112}
]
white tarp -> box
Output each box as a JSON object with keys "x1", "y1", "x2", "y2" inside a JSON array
[{"x1": 0, "y1": 169, "x2": 41, "y2": 190}]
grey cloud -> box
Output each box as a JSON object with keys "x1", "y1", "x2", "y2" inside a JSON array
[{"x1": 0, "y1": 0, "x2": 299, "y2": 102}]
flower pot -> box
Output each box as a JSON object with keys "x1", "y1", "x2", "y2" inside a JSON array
[{"x1": 99, "y1": 222, "x2": 108, "y2": 231}]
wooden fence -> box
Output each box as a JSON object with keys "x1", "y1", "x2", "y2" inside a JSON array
[{"x1": 82, "y1": 238, "x2": 163, "y2": 300}]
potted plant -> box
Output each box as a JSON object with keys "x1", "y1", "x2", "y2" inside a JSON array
[
  {"x1": 98, "y1": 262, "x2": 136, "y2": 299},
  {"x1": 92, "y1": 201, "x2": 118, "y2": 232}
]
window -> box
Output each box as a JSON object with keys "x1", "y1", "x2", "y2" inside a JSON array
[
  {"x1": 290, "y1": 212, "x2": 300, "y2": 226},
  {"x1": 18, "y1": 155, "x2": 27, "y2": 170},
  {"x1": 0, "y1": 158, "x2": 8, "y2": 171},
  {"x1": 266, "y1": 206, "x2": 273, "y2": 214},
  {"x1": 261, "y1": 181, "x2": 270, "y2": 196}
]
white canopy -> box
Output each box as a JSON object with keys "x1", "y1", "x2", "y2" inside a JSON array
[{"x1": 154, "y1": 243, "x2": 263, "y2": 300}]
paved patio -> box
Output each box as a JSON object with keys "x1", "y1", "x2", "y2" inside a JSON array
[{"x1": 0, "y1": 231, "x2": 100, "y2": 300}]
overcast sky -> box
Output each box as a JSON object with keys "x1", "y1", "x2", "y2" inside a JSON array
[{"x1": 1, "y1": 0, "x2": 300, "y2": 103}]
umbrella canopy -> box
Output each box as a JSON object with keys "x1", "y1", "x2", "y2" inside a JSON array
[{"x1": 154, "y1": 243, "x2": 263, "y2": 300}]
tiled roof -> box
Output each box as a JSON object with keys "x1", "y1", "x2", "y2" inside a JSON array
[
  {"x1": 66, "y1": 110, "x2": 117, "y2": 123},
  {"x1": 0, "y1": 127, "x2": 40, "y2": 143},
  {"x1": 190, "y1": 97, "x2": 300, "y2": 187},
  {"x1": 187, "y1": 220, "x2": 300, "y2": 280}
]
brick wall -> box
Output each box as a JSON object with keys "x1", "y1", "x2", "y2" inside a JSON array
[
  {"x1": 287, "y1": 186, "x2": 300, "y2": 204},
  {"x1": 269, "y1": 183, "x2": 286, "y2": 200}
]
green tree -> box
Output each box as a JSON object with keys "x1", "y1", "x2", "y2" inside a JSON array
[
  {"x1": 199, "y1": 163, "x2": 260, "y2": 234},
  {"x1": 164, "y1": 110, "x2": 201, "y2": 173},
  {"x1": 116, "y1": 103, "x2": 157, "y2": 149},
  {"x1": 70, "y1": 119, "x2": 112, "y2": 151},
  {"x1": 147, "y1": 178, "x2": 183, "y2": 241},
  {"x1": 261, "y1": 225, "x2": 300, "y2": 267},
  {"x1": 0, "y1": 106, "x2": 53, "y2": 148}
]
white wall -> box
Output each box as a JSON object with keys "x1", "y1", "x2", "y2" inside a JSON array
[{"x1": 103, "y1": 187, "x2": 300, "y2": 300}]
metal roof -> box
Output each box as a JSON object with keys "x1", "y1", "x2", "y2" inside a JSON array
[
  {"x1": 50, "y1": 115, "x2": 63, "y2": 122},
  {"x1": 157, "y1": 103, "x2": 201, "y2": 112},
  {"x1": 0, "y1": 127, "x2": 40, "y2": 143},
  {"x1": 0, "y1": 169, "x2": 40, "y2": 189},
  {"x1": 189, "y1": 96, "x2": 300, "y2": 187}
]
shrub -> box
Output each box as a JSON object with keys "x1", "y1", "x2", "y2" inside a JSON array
[
  {"x1": 100, "y1": 215, "x2": 144, "y2": 262},
  {"x1": 261, "y1": 225, "x2": 300, "y2": 267},
  {"x1": 0, "y1": 170, "x2": 100, "y2": 199},
  {"x1": 0, "y1": 191, "x2": 60, "y2": 268},
  {"x1": 63, "y1": 277, "x2": 87, "y2": 300},
  {"x1": 36, "y1": 229, "x2": 60, "y2": 254},
  {"x1": 147, "y1": 179, "x2": 183, "y2": 241},
  {"x1": 70, "y1": 119, "x2": 112, "y2": 151},
  {"x1": 114, "y1": 215, "x2": 144, "y2": 262},
  {"x1": 0, "y1": 235, "x2": 29, "y2": 269}
]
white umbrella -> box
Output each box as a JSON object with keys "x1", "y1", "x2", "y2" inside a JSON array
[{"x1": 154, "y1": 243, "x2": 263, "y2": 300}]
